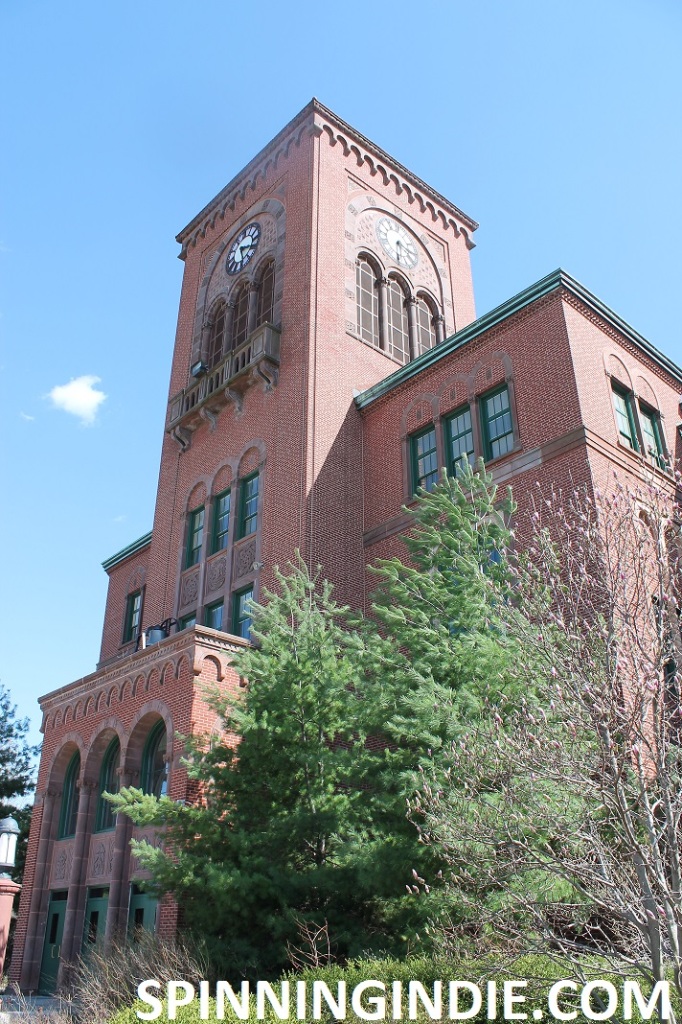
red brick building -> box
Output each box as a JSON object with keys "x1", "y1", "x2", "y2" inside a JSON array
[{"x1": 11, "y1": 100, "x2": 682, "y2": 992}]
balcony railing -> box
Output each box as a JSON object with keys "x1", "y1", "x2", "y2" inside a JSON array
[{"x1": 167, "y1": 322, "x2": 280, "y2": 434}]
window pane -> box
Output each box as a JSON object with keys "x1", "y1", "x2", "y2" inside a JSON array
[
  {"x1": 416, "y1": 297, "x2": 437, "y2": 355},
  {"x1": 412, "y1": 428, "x2": 438, "y2": 492},
  {"x1": 207, "y1": 302, "x2": 226, "y2": 368},
  {"x1": 212, "y1": 490, "x2": 231, "y2": 553},
  {"x1": 386, "y1": 279, "x2": 409, "y2": 364},
  {"x1": 483, "y1": 387, "x2": 514, "y2": 460},
  {"x1": 356, "y1": 257, "x2": 379, "y2": 346},
  {"x1": 240, "y1": 474, "x2": 259, "y2": 538},
  {"x1": 612, "y1": 388, "x2": 638, "y2": 450},
  {"x1": 447, "y1": 406, "x2": 474, "y2": 474},
  {"x1": 232, "y1": 286, "x2": 249, "y2": 349},
  {"x1": 186, "y1": 507, "x2": 204, "y2": 567},
  {"x1": 639, "y1": 404, "x2": 664, "y2": 468},
  {"x1": 233, "y1": 587, "x2": 254, "y2": 639},
  {"x1": 205, "y1": 602, "x2": 224, "y2": 631},
  {"x1": 256, "y1": 263, "x2": 275, "y2": 326}
]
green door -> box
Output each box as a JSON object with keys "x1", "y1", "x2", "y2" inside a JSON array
[
  {"x1": 38, "y1": 891, "x2": 68, "y2": 994},
  {"x1": 128, "y1": 884, "x2": 158, "y2": 936},
  {"x1": 81, "y1": 887, "x2": 109, "y2": 952}
]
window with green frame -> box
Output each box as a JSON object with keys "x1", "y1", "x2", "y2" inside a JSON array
[
  {"x1": 612, "y1": 385, "x2": 639, "y2": 451},
  {"x1": 480, "y1": 385, "x2": 514, "y2": 461},
  {"x1": 141, "y1": 721, "x2": 168, "y2": 798},
  {"x1": 123, "y1": 590, "x2": 142, "y2": 644},
  {"x1": 232, "y1": 586, "x2": 254, "y2": 640},
  {"x1": 185, "y1": 506, "x2": 205, "y2": 568},
  {"x1": 410, "y1": 426, "x2": 438, "y2": 492},
  {"x1": 445, "y1": 405, "x2": 475, "y2": 475},
  {"x1": 179, "y1": 613, "x2": 196, "y2": 630},
  {"x1": 95, "y1": 737, "x2": 120, "y2": 832},
  {"x1": 238, "y1": 473, "x2": 259, "y2": 539},
  {"x1": 58, "y1": 751, "x2": 81, "y2": 839},
  {"x1": 205, "y1": 601, "x2": 224, "y2": 631},
  {"x1": 639, "y1": 401, "x2": 666, "y2": 470},
  {"x1": 211, "y1": 489, "x2": 231, "y2": 553}
]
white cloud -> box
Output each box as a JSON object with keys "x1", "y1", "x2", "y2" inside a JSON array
[
  {"x1": 48, "y1": 375, "x2": 106, "y2": 425},
  {"x1": 20, "y1": 412, "x2": 35, "y2": 421}
]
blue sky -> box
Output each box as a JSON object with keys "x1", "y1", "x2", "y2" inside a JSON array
[{"x1": 1, "y1": 0, "x2": 680, "y2": 749}]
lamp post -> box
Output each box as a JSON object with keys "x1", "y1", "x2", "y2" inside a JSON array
[{"x1": 0, "y1": 817, "x2": 22, "y2": 979}]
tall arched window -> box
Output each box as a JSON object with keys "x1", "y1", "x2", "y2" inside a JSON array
[
  {"x1": 58, "y1": 751, "x2": 80, "y2": 839},
  {"x1": 142, "y1": 722, "x2": 168, "y2": 798},
  {"x1": 356, "y1": 256, "x2": 379, "y2": 347},
  {"x1": 256, "y1": 262, "x2": 275, "y2": 327},
  {"x1": 207, "y1": 301, "x2": 227, "y2": 368},
  {"x1": 415, "y1": 295, "x2": 438, "y2": 356},
  {"x1": 386, "y1": 277, "x2": 409, "y2": 364},
  {"x1": 95, "y1": 737, "x2": 120, "y2": 832},
  {"x1": 231, "y1": 285, "x2": 250, "y2": 350}
]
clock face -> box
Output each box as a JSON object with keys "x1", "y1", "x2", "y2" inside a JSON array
[
  {"x1": 226, "y1": 222, "x2": 261, "y2": 275},
  {"x1": 376, "y1": 217, "x2": 419, "y2": 269}
]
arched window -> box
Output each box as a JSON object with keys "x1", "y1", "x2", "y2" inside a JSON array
[
  {"x1": 231, "y1": 285, "x2": 250, "y2": 350},
  {"x1": 256, "y1": 262, "x2": 275, "y2": 327},
  {"x1": 95, "y1": 738, "x2": 120, "y2": 832},
  {"x1": 207, "y1": 301, "x2": 227, "y2": 368},
  {"x1": 356, "y1": 256, "x2": 379, "y2": 347},
  {"x1": 415, "y1": 295, "x2": 438, "y2": 355},
  {"x1": 141, "y1": 722, "x2": 168, "y2": 798},
  {"x1": 386, "y1": 277, "x2": 409, "y2": 364},
  {"x1": 58, "y1": 752, "x2": 80, "y2": 839}
]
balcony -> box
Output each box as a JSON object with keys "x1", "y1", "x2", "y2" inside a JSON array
[{"x1": 167, "y1": 322, "x2": 280, "y2": 435}]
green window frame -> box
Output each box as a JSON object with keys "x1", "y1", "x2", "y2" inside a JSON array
[
  {"x1": 205, "y1": 601, "x2": 224, "y2": 631},
  {"x1": 612, "y1": 385, "x2": 639, "y2": 451},
  {"x1": 480, "y1": 385, "x2": 514, "y2": 461},
  {"x1": 232, "y1": 586, "x2": 254, "y2": 640},
  {"x1": 639, "y1": 402, "x2": 666, "y2": 470},
  {"x1": 445, "y1": 405, "x2": 475, "y2": 475},
  {"x1": 95, "y1": 737, "x2": 120, "y2": 832},
  {"x1": 410, "y1": 426, "x2": 438, "y2": 493},
  {"x1": 123, "y1": 590, "x2": 142, "y2": 644},
  {"x1": 185, "y1": 506, "x2": 205, "y2": 568},
  {"x1": 141, "y1": 721, "x2": 168, "y2": 798},
  {"x1": 238, "y1": 473, "x2": 259, "y2": 539},
  {"x1": 58, "y1": 751, "x2": 81, "y2": 839},
  {"x1": 179, "y1": 613, "x2": 196, "y2": 631},
  {"x1": 211, "y1": 489, "x2": 231, "y2": 554}
]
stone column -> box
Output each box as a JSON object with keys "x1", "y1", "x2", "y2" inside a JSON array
[
  {"x1": 247, "y1": 282, "x2": 260, "y2": 337},
  {"x1": 378, "y1": 277, "x2": 389, "y2": 351},
  {"x1": 58, "y1": 781, "x2": 95, "y2": 979},
  {"x1": 435, "y1": 314, "x2": 446, "y2": 344},
  {"x1": 104, "y1": 771, "x2": 133, "y2": 944},
  {"x1": 18, "y1": 790, "x2": 57, "y2": 990},
  {"x1": 406, "y1": 296, "x2": 418, "y2": 360},
  {"x1": 0, "y1": 878, "x2": 21, "y2": 977}
]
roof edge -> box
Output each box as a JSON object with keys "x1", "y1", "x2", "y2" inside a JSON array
[
  {"x1": 355, "y1": 269, "x2": 682, "y2": 409},
  {"x1": 102, "y1": 531, "x2": 153, "y2": 572}
]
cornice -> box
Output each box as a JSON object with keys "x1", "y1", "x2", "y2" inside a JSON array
[
  {"x1": 102, "y1": 531, "x2": 152, "y2": 572},
  {"x1": 355, "y1": 269, "x2": 682, "y2": 410},
  {"x1": 175, "y1": 99, "x2": 479, "y2": 258}
]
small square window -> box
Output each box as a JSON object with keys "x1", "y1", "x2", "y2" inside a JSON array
[
  {"x1": 410, "y1": 426, "x2": 438, "y2": 492},
  {"x1": 211, "y1": 490, "x2": 231, "y2": 554},
  {"x1": 445, "y1": 405, "x2": 475, "y2": 475},
  {"x1": 179, "y1": 613, "x2": 196, "y2": 631},
  {"x1": 205, "y1": 601, "x2": 224, "y2": 631},
  {"x1": 612, "y1": 386, "x2": 639, "y2": 451},
  {"x1": 185, "y1": 507, "x2": 205, "y2": 568},
  {"x1": 238, "y1": 474, "x2": 259, "y2": 539},
  {"x1": 123, "y1": 590, "x2": 142, "y2": 644},
  {"x1": 481, "y1": 386, "x2": 514, "y2": 461},
  {"x1": 232, "y1": 587, "x2": 254, "y2": 640}
]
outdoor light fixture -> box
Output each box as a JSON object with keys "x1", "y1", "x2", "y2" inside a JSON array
[
  {"x1": 0, "y1": 817, "x2": 19, "y2": 877},
  {"x1": 191, "y1": 360, "x2": 208, "y2": 378}
]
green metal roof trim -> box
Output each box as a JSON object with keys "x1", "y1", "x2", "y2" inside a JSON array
[
  {"x1": 102, "y1": 531, "x2": 153, "y2": 572},
  {"x1": 355, "y1": 269, "x2": 682, "y2": 409}
]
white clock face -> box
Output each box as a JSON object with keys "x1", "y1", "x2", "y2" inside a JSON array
[
  {"x1": 226, "y1": 222, "x2": 261, "y2": 275},
  {"x1": 376, "y1": 217, "x2": 419, "y2": 269}
]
